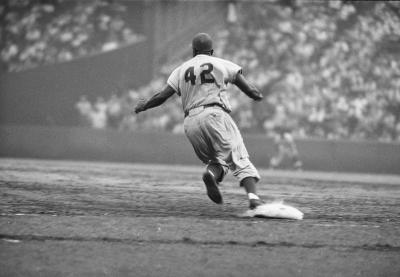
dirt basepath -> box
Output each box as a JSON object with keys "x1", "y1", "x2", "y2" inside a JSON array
[{"x1": 0, "y1": 158, "x2": 399, "y2": 277}]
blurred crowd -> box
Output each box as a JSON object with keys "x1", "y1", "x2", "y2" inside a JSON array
[
  {"x1": 77, "y1": 1, "x2": 399, "y2": 142},
  {"x1": 217, "y1": 1, "x2": 400, "y2": 142},
  {"x1": 0, "y1": 0, "x2": 143, "y2": 72},
  {"x1": 2, "y1": 0, "x2": 399, "y2": 142}
]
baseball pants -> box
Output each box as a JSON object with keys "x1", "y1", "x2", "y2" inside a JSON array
[{"x1": 183, "y1": 106, "x2": 260, "y2": 183}]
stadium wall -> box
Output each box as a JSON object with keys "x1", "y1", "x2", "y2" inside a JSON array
[
  {"x1": 0, "y1": 1, "x2": 226, "y2": 128},
  {"x1": 0, "y1": 41, "x2": 152, "y2": 127},
  {"x1": 0, "y1": 125, "x2": 399, "y2": 175}
]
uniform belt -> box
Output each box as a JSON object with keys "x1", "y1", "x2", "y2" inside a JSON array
[{"x1": 184, "y1": 103, "x2": 225, "y2": 118}]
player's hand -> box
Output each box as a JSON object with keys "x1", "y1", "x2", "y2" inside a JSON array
[
  {"x1": 134, "y1": 98, "x2": 147, "y2": 114},
  {"x1": 253, "y1": 93, "x2": 263, "y2": 101}
]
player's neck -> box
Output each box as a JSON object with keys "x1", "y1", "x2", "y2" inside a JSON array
[{"x1": 193, "y1": 50, "x2": 213, "y2": 57}]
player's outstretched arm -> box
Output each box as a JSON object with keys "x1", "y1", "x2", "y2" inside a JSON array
[
  {"x1": 134, "y1": 85, "x2": 176, "y2": 114},
  {"x1": 233, "y1": 73, "x2": 263, "y2": 101}
]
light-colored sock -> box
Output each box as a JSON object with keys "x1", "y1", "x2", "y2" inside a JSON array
[{"x1": 248, "y1": 193, "x2": 260, "y2": 200}]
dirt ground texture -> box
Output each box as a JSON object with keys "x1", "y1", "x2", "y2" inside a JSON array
[{"x1": 0, "y1": 158, "x2": 399, "y2": 277}]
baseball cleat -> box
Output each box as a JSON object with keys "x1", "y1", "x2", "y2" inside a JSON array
[
  {"x1": 202, "y1": 170, "x2": 223, "y2": 204},
  {"x1": 249, "y1": 198, "x2": 264, "y2": 210}
]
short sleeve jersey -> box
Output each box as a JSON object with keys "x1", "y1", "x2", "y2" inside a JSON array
[{"x1": 167, "y1": 54, "x2": 242, "y2": 113}]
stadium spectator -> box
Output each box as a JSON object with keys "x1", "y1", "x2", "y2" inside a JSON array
[
  {"x1": 0, "y1": 0, "x2": 144, "y2": 72},
  {"x1": 4, "y1": 0, "x2": 399, "y2": 142}
]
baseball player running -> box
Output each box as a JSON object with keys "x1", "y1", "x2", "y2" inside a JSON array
[{"x1": 135, "y1": 33, "x2": 264, "y2": 209}]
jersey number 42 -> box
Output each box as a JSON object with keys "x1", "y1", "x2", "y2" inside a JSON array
[{"x1": 184, "y1": 63, "x2": 214, "y2": 85}]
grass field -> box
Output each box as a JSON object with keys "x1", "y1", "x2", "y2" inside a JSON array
[{"x1": 0, "y1": 158, "x2": 399, "y2": 277}]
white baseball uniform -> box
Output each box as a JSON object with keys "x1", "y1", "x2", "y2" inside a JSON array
[{"x1": 167, "y1": 54, "x2": 260, "y2": 182}]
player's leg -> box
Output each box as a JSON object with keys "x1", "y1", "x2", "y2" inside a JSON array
[
  {"x1": 205, "y1": 109, "x2": 263, "y2": 208},
  {"x1": 201, "y1": 161, "x2": 229, "y2": 204},
  {"x1": 234, "y1": 161, "x2": 263, "y2": 209},
  {"x1": 202, "y1": 168, "x2": 223, "y2": 204},
  {"x1": 227, "y1": 119, "x2": 263, "y2": 209},
  {"x1": 206, "y1": 163, "x2": 224, "y2": 182},
  {"x1": 240, "y1": 176, "x2": 263, "y2": 209},
  {"x1": 184, "y1": 115, "x2": 224, "y2": 204}
]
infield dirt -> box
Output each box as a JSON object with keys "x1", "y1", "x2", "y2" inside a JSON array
[{"x1": 1, "y1": 158, "x2": 399, "y2": 277}]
